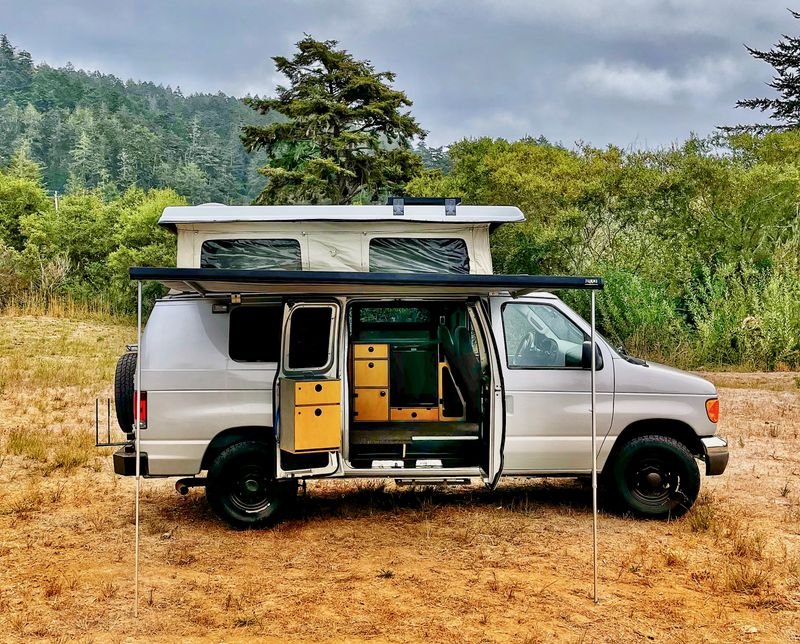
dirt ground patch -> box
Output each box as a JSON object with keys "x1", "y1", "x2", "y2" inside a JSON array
[{"x1": 1, "y1": 316, "x2": 799, "y2": 642}]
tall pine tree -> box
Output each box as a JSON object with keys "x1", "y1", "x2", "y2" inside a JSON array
[
  {"x1": 727, "y1": 9, "x2": 800, "y2": 132},
  {"x1": 242, "y1": 37, "x2": 425, "y2": 204}
]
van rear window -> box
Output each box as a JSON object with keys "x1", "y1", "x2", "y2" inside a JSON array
[
  {"x1": 202, "y1": 239, "x2": 302, "y2": 270},
  {"x1": 229, "y1": 305, "x2": 283, "y2": 362},
  {"x1": 369, "y1": 238, "x2": 469, "y2": 274}
]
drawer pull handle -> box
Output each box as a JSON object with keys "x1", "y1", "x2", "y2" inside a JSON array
[
  {"x1": 368, "y1": 362, "x2": 374, "y2": 368},
  {"x1": 314, "y1": 408, "x2": 322, "y2": 417},
  {"x1": 380, "y1": 391, "x2": 386, "y2": 397},
  {"x1": 411, "y1": 411, "x2": 418, "y2": 418},
  {"x1": 315, "y1": 383, "x2": 323, "y2": 392},
  {"x1": 368, "y1": 346, "x2": 374, "y2": 352}
]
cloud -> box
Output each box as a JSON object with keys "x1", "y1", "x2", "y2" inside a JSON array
[
  {"x1": 570, "y1": 57, "x2": 743, "y2": 105},
  {"x1": 0, "y1": 0, "x2": 789, "y2": 148}
]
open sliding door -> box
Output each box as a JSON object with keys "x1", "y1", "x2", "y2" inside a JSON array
[
  {"x1": 274, "y1": 301, "x2": 343, "y2": 479},
  {"x1": 471, "y1": 301, "x2": 505, "y2": 487}
]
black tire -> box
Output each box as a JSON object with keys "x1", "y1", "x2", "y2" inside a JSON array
[
  {"x1": 606, "y1": 435, "x2": 700, "y2": 519},
  {"x1": 205, "y1": 441, "x2": 297, "y2": 529},
  {"x1": 114, "y1": 352, "x2": 137, "y2": 432}
]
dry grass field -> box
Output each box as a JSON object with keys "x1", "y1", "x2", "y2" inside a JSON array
[{"x1": 1, "y1": 312, "x2": 799, "y2": 643}]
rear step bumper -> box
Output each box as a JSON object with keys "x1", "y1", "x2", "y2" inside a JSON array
[{"x1": 113, "y1": 446, "x2": 149, "y2": 476}]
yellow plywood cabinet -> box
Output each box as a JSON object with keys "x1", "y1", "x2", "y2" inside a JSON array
[
  {"x1": 353, "y1": 388, "x2": 389, "y2": 421},
  {"x1": 292, "y1": 404, "x2": 341, "y2": 452},
  {"x1": 390, "y1": 407, "x2": 440, "y2": 422},
  {"x1": 293, "y1": 380, "x2": 341, "y2": 406},
  {"x1": 353, "y1": 359, "x2": 388, "y2": 387},
  {"x1": 353, "y1": 343, "x2": 389, "y2": 359},
  {"x1": 280, "y1": 378, "x2": 342, "y2": 453}
]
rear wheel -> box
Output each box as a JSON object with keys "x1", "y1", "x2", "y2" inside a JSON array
[
  {"x1": 206, "y1": 441, "x2": 297, "y2": 528},
  {"x1": 607, "y1": 435, "x2": 700, "y2": 519}
]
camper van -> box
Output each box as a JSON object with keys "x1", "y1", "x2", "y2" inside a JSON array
[{"x1": 112, "y1": 199, "x2": 728, "y2": 528}]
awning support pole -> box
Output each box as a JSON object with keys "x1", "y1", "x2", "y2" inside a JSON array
[
  {"x1": 590, "y1": 289, "x2": 599, "y2": 603},
  {"x1": 134, "y1": 280, "x2": 142, "y2": 617}
]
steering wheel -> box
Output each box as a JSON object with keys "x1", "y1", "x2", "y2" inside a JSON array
[
  {"x1": 514, "y1": 331, "x2": 535, "y2": 364},
  {"x1": 514, "y1": 331, "x2": 559, "y2": 366},
  {"x1": 537, "y1": 335, "x2": 559, "y2": 364}
]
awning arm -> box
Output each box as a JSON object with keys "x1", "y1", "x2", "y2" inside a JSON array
[{"x1": 183, "y1": 281, "x2": 207, "y2": 295}]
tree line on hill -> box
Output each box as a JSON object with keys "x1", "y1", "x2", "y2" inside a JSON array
[{"x1": 0, "y1": 28, "x2": 799, "y2": 369}]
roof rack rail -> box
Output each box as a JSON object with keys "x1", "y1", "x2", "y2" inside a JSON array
[{"x1": 387, "y1": 196, "x2": 461, "y2": 216}]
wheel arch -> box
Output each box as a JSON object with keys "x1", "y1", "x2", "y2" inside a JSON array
[
  {"x1": 201, "y1": 426, "x2": 275, "y2": 470},
  {"x1": 604, "y1": 419, "x2": 703, "y2": 472}
]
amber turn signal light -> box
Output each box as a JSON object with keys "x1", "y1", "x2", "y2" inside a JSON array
[{"x1": 706, "y1": 398, "x2": 719, "y2": 423}]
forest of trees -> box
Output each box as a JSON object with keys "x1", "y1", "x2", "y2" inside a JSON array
[
  {"x1": 0, "y1": 34, "x2": 799, "y2": 370},
  {"x1": 0, "y1": 35, "x2": 275, "y2": 203}
]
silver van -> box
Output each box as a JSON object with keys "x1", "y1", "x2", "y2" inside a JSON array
[{"x1": 111, "y1": 201, "x2": 728, "y2": 527}]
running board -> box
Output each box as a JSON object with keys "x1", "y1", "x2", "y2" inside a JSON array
[{"x1": 395, "y1": 478, "x2": 472, "y2": 486}]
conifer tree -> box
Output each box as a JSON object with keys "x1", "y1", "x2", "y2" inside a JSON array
[
  {"x1": 727, "y1": 10, "x2": 800, "y2": 132},
  {"x1": 242, "y1": 36, "x2": 425, "y2": 204}
]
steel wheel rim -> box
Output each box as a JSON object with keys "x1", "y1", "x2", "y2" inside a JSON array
[
  {"x1": 228, "y1": 463, "x2": 273, "y2": 514},
  {"x1": 627, "y1": 455, "x2": 682, "y2": 509}
]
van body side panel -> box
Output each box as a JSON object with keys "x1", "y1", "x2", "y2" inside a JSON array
[
  {"x1": 140, "y1": 300, "x2": 273, "y2": 476},
  {"x1": 490, "y1": 295, "x2": 616, "y2": 475},
  {"x1": 595, "y1": 392, "x2": 718, "y2": 471}
]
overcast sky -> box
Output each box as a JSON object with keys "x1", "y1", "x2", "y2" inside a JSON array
[{"x1": 0, "y1": 0, "x2": 792, "y2": 147}]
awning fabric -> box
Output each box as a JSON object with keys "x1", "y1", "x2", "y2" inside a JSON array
[{"x1": 129, "y1": 267, "x2": 603, "y2": 298}]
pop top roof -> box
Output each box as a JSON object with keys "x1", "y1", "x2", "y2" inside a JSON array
[{"x1": 158, "y1": 203, "x2": 525, "y2": 230}]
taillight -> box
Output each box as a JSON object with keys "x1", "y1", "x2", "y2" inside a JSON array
[
  {"x1": 134, "y1": 391, "x2": 147, "y2": 428},
  {"x1": 705, "y1": 398, "x2": 719, "y2": 423}
]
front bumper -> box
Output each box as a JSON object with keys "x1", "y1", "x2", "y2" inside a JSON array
[
  {"x1": 113, "y1": 445, "x2": 149, "y2": 476},
  {"x1": 700, "y1": 436, "x2": 729, "y2": 476}
]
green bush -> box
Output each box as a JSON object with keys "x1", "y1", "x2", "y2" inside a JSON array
[{"x1": 563, "y1": 266, "x2": 688, "y2": 364}]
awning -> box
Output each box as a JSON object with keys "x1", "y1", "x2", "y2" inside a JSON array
[{"x1": 129, "y1": 267, "x2": 603, "y2": 298}]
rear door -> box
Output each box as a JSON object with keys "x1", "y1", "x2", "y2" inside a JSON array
[
  {"x1": 274, "y1": 301, "x2": 342, "y2": 478},
  {"x1": 490, "y1": 296, "x2": 614, "y2": 474}
]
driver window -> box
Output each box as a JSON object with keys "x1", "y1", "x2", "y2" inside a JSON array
[{"x1": 502, "y1": 303, "x2": 586, "y2": 368}]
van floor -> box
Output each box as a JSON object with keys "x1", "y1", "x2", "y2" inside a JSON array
[
  {"x1": 348, "y1": 422, "x2": 482, "y2": 469},
  {"x1": 349, "y1": 421, "x2": 480, "y2": 445}
]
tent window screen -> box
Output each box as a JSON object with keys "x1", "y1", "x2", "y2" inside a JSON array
[
  {"x1": 201, "y1": 239, "x2": 302, "y2": 270},
  {"x1": 369, "y1": 238, "x2": 470, "y2": 274}
]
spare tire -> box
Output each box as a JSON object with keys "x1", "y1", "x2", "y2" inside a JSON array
[{"x1": 114, "y1": 352, "x2": 137, "y2": 432}]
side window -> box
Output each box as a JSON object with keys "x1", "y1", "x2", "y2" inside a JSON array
[
  {"x1": 286, "y1": 306, "x2": 335, "y2": 371},
  {"x1": 369, "y1": 238, "x2": 469, "y2": 274},
  {"x1": 502, "y1": 303, "x2": 586, "y2": 368},
  {"x1": 201, "y1": 239, "x2": 302, "y2": 270},
  {"x1": 229, "y1": 305, "x2": 283, "y2": 362}
]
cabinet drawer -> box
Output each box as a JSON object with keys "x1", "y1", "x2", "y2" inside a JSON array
[
  {"x1": 353, "y1": 388, "x2": 389, "y2": 422},
  {"x1": 293, "y1": 380, "x2": 341, "y2": 406},
  {"x1": 353, "y1": 359, "x2": 388, "y2": 387},
  {"x1": 293, "y1": 404, "x2": 341, "y2": 452},
  {"x1": 353, "y1": 343, "x2": 389, "y2": 359},
  {"x1": 390, "y1": 407, "x2": 440, "y2": 422}
]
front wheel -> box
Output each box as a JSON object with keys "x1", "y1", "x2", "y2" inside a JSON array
[
  {"x1": 205, "y1": 441, "x2": 297, "y2": 528},
  {"x1": 606, "y1": 435, "x2": 700, "y2": 519}
]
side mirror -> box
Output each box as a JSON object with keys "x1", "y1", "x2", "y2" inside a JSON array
[{"x1": 581, "y1": 341, "x2": 603, "y2": 370}]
